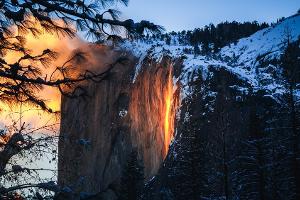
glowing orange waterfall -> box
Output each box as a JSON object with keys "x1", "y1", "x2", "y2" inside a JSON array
[
  {"x1": 164, "y1": 66, "x2": 176, "y2": 154},
  {"x1": 129, "y1": 60, "x2": 180, "y2": 166}
]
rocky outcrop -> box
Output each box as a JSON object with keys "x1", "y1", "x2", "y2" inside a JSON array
[{"x1": 58, "y1": 46, "x2": 181, "y2": 197}]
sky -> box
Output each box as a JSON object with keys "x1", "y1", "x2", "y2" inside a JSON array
[{"x1": 118, "y1": 0, "x2": 300, "y2": 32}]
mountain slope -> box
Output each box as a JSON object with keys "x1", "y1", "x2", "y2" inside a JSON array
[{"x1": 122, "y1": 13, "x2": 300, "y2": 98}]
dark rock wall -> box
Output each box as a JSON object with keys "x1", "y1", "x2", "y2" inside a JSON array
[
  {"x1": 58, "y1": 50, "x2": 181, "y2": 197},
  {"x1": 58, "y1": 50, "x2": 135, "y2": 194}
]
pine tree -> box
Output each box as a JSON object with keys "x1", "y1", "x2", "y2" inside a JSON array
[
  {"x1": 166, "y1": 35, "x2": 171, "y2": 45},
  {"x1": 193, "y1": 44, "x2": 201, "y2": 56},
  {"x1": 212, "y1": 77, "x2": 233, "y2": 200},
  {"x1": 119, "y1": 150, "x2": 144, "y2": 200},
  {"x1": 237, "y1": 101, "x2": 266, "y2": 200},
  {"x1": 281, "y1": 39, "x2": 300, "y2": 111},
  {"x1": 0, "y1": 0, "x2": 163, "y2": 113},
  {"x1": 168, "y1": 72, "x2": 207, "y2": 200},
  {"x1": 281, "y1": 39, "x2": 300, "y2": 199},
  {"x1": 201, "y1": 41, "x2": 210, "y2": 55}
]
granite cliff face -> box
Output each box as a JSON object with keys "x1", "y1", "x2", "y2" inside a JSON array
[{"x1": 58, "y1": 46, "x2": 181, "y2": 197}]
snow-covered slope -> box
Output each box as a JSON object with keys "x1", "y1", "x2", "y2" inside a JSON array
[
  {"x1": 122, "y1": 14, "x2": 300, "y2": 98},
  {"x1": 221, "y1": 14, "x2": 300, "y2": 67},
  {"x1": 220, "y1": 14, "x2": 300, "y2": 94}
]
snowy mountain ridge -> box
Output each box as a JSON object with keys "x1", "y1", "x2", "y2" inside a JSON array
[{"x1": 122, "y1": 13, "x2": 300, "y2": 99}]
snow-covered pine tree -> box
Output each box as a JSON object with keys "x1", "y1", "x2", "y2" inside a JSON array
[
  {"x1": 280, "y1": 38, "x2": 300, "y2": 200},
  {"x1": 236, "y1": 98, "x2": 267, "y2": 200},
  {"x1": 167, "y1": 71, "x2": 208, "y2": 200}
]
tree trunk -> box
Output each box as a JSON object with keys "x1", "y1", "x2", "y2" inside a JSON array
[
  {"x1": 289, "y1": 84, "x2": 300, "y2": 200},
  {"x1": 222, "y1": 130, "x2": 229, "y2": 200}
]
